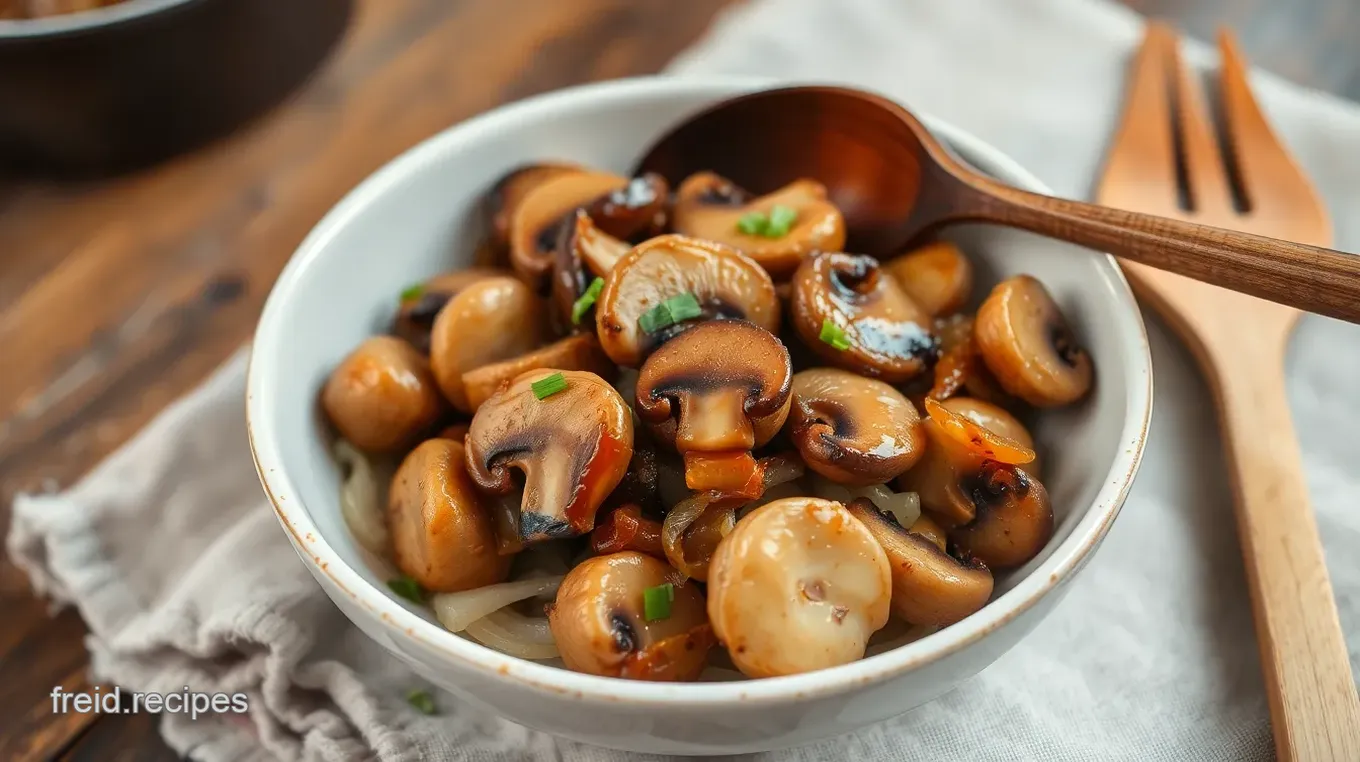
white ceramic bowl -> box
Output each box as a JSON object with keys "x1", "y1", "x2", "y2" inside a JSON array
[{"x1": 246, "y1": 76, "x2": 1152, "y2": 755}]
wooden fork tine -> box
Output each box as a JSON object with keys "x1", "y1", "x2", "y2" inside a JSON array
[
  {"x1": 1216, "y1": 29, "x2": 1332, "y2": 246},
  {"x1": 1167, "y1": 28, "x2": 1234, "y2": 216},
  {"x1": 1096, "y1": 22, "x2": 1179, "y2": 214}
]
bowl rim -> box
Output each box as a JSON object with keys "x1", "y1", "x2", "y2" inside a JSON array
[
  {"x1": 0, "y1": 0, "x2": 199, "y2": 38},
  {"x1": 246, "y1": 74, "x2": 1153, "y2": 708}
]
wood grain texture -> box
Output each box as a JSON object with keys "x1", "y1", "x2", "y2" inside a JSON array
[
  {"x1": 1, "y1": 0, "x2": 1356, "y2": 759},
  {"x1": 1098, "y1": 23, "x2": 1360, "y2": 761}
]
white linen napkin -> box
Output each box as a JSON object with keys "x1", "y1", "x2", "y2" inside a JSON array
[{"x1": 10, "y1": 0, "x2": 1360, "y2": 759}]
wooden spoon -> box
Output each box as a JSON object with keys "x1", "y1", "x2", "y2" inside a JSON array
[{"x1": 636, "y1": 86, "x2": 1360, "y2": 324}]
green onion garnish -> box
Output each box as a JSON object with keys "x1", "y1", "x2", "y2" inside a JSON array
[
  {"x1": 637, "y1": 291, "x2": 703, "y2": 334},
  {"x1": 737, "y1": 211, "x2": 768, "y2": 236},
  {"x1": 531, "y1": 372, "x2": 568, "y2": 400},
  {"x1": 406, "y1": 689, "x2": 437, "y2": 715},
  {"x1": 819, "y1": 319, "x2": 852, "y2": 351},
  {"x1": 400, "y1": 283, "x2": 425, "y2": 301},
  {"x1": 643, "y1": 583, "x2": 674, "y2": 621},
  {"x1": 388, "y1": 576, "x2": 426, "y2": 603},
  {"x1": 571, "y1": 277, "x2": 605, "y2": 325},
  {"x1": 765, "y1": 205, "x2": 798, "y2": 237}
]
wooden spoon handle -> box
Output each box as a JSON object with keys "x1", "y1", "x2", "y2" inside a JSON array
[
  {"x1": 954, "y1": 176, "x2": 1360, "y2": 323},
  {"x1": 1212, "y1": 365, "x2": 1360, "y2": 760}
]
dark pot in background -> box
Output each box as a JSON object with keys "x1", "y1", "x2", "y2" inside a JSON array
[{"x1": 0, "y1": 0, "x2": 353, "y2": 178}]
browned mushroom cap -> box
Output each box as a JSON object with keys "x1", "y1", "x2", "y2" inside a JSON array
[
  {"x1": 882, "y1": 240, "x2": 974, "y2": 318},
  {"x1": 845, "y1": 499, "x2": 994, "y2": 626},
  {"x1": 429, "y1": 276, "x2": 549, "y2": 413},
  {"x1": 790, "y1": 251, "x2": 938, "y2": 383},
  {"x1": 547, "y1": 552, "x2": 714, "y2": 681},
  {"x1": 896, "y1": 396, "x2": 1037, "y2": 527},
  {"x1": 550, "y1": 211, "x2": 633, "y2": 331},
  {"x1": 393, "y1": 268, "x2": 507, "y2": 353},
  {"x1": 634, "y1": 321, "x2": 792, "y2": 489},
  {"x1": 460, "y1": 334, "x2": 614, "y2": 412},
  {"x1": 948, "y1": 461, "x2": 1054, "y2": 570},
  {"x1": 322, "y1": 336, "x2": 444, "y2": 452},
  {"x1": 786, "y1": 368, "x2": 926, "y2": 486},
  {"x1": 388, "y1": 438, "x2": 512, "y2": 592},
  {"x1": 464, "y1": 369, "x2": 633, "y2": 543},
  {"x1": 595, "y1": 234, "x2": 779, "y2": 367},
  {"x1": 509, "y1": 170, "x2": 628, "y2": 287},
  {"x1": 486, "y1": 163, "x2": 583, "y2": 250},
  {"x1": 974, "y1": 275, "x2": 1093, "y2": 407},
  {"x1": 671, "y1": 172, "x2": 847, "y2": 279}
]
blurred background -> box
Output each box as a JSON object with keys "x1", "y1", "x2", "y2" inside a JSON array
[{"x1": 1, "y1": 0, "x2": 1357, "y2": 758}]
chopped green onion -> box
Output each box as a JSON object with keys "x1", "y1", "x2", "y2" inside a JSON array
[
  {"x1": 638, "y1": 301, "x2": 673, "y2": 334},
  {"x1": 765, "y1": 205, "x2": 798, "y2": 237},
  {"x1": 737, "y1": 211, "x2": 768, "y2": 235},
  {"x1": 571, "y1": 277, "x2": 605, "y2": 325},
  {"x1": 819, "y1": 319, "x2": 852, "y2": 351},
  {"x1": 388, "y1": 576, "x2": 426, "y2": 603},
  {"x1": 400, "y1": 283, "x2": 425, "y2": 302},
  {"x1": 406, "y1": 689, "x2": 437, "y2": 715},
  {"x1": 531, "y1": 372, "x2": 568, "y2": 400},
  {"x1": 644, "y1": 583, "x2": 674, "y2": 621},
  {"x1": 663, "y1": 292, "x2": 703, "y2": 323}
]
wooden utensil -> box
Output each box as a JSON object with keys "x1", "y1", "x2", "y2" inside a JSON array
[
  {"x1": 636, "y1": 85, "x2": 1360, "y2": 324},
  {"x1": 1097, "y1": 23, "x2": 1360, "y2": 761}
]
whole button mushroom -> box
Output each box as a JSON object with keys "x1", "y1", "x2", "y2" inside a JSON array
[
  {"x1": 392, "y1": 268, "x2": 505, "y2": 353},
  {"x1": 464, "y1": 369, "x2": 634, "y2": 544},
  {"x1": 882, "y1": 240, "x2": 974, "y2": 318},
  {"x1": 671, "y1": 171, "x2": 846, "y2": 279},
  {"x1": 845, "y1": 499, "x2": 994, "y2": 626},
  {"x1": 634, "y1": 320, "x2": 792, "y2": 492},
  {"x1": 790, "y1": 251, "x2": 938, "y2": 383},
  {"x1": 547, "y1": 551, "x2": 714, "y2": 681},
  {"x1": 388, "y1": 438, "x2": 512, "y2": 592},
  {"x1": 897, "y1": 397, "x2": 1040, "y2": 527},
  {"x1": 786, "y1": 367, "x2": 926, "y2": 486},
  {"x1": 322, "y1": 336, "x2": 444, "y2": 452},
  {"x1": 595, "y1": 234, "x2": 779, "y2": 368},
  {"x1": 948, "y1": 460, "x2": 1054, "y2": 570},
  {"x1": 429, "y1": 276, "x2": 549, "y2": 413},
  {"x1": 707, "y1": 497, "x2": 891, "y2": 678},
  {"x1": 974, "y1": 275, "x2": 1093, "y2": 407}
]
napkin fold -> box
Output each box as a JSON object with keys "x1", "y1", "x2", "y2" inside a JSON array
[{"x1": 10, "y1": 0, "x2": 1360, "y2": 759}]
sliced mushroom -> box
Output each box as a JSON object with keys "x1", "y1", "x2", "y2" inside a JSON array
[
  {"x1": 429, "y1": 276, "x2": 549, "y2": 413},
  {"x1": 672, "y1": 172, "x2": 846, "y2": 279},
  {"x1": 509, "y1": 170, "x2": 628, "y2": 288},
  {"x1": 974, "y1": 275, "x2": 1093, "y2": 407},
  {"x1": 595, "y1": 234, "x2": 779, "y2": 367},
  {"x1": 464, "y1": 369, "x2": 633, "y2": 543},
  {"x1": 883, "y1": 240, "x2": 974, "y2": 318},
  {"x1": 786, "y1": 367, "x2": 926, "y2": 486},
  {"x1": 547, "y1": 551, "x2": 714, "y2": 681},
  {"x1": 949, "y1": 461, "x2": 1054, "y2": 570},
  {"x1": 460, "y1": 333, "x2": 614, "y2": 412},
  {"x1": 511, "y1": 172, "x2": 668, "y2": 290},
  {"x1": 322, "y1": 336, "x2": 444, "y2": 452},
  {"x1": 486, "y1": 162, "x2": 582, "y2": 250},
  {"x1": 388, "y1": 438, "x2": 512, "y2": 592},
  {"x1": 707, "y1": 497, "x2": 891, "y2": 678},
  {"x1": 909, "y1": 513, "x2": 947, "y2": 552},
  {"x1": 845, "y1": 499, "x2": 993, "y2": 626},
  {"x1": 393, "y1": 268, "x2": 506, "y2": 353},
  {"x1": 790, "y1": 251, "x2": 938, "y2": 383},
  {"x1": 550, "y1": 211, "x2": 632, "y2": 331},
  {"x1": 634, "y1": 320, "x2": 792, "y2": 492}
]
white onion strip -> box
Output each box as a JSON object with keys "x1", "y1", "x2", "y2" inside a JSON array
[
  {"x1": 484, "y1": 608, "x2": 555, "y2": 645},
  {"x1": 431, "y1": 576, "x2": 564, "y2": 633},
  {"x1": 808, "y1": 475, "x2": 922, "y2": 528},
  {"x1": 334, "y1": 439, "x2": 390, "y2": 556},
  {"x1": 465, "y1": 613, "x2": 561, "y2": 660}
]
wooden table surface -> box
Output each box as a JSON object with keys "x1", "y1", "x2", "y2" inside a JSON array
[{"x1": 3, "y1": 0, "x2": 1357, "y2": 759}]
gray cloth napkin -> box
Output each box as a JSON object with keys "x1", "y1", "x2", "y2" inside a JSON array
[{"x1": 10, "y1": 0, "x2": 1360, "y2": 759}]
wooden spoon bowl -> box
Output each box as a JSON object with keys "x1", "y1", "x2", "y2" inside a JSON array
[{"x1": 636, "y1": 86, "x2": 1360, "y2": 323}]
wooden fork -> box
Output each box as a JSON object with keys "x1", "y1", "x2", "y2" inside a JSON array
[{"x1": 1097, "y1": 23, "x2": 1360, "y2": 760}]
